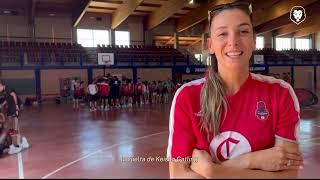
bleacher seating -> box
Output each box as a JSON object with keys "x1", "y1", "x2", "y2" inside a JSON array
[
  {"x1": 254, "y1": 48, "x2": 320, "y2": 65},
  {"x1": 1, "y1": 41, "x2": 320, "y2": 67},
  {"x1": 97, "y1": 44, "x2": 186, "y2": 65},
  {"x1": 0, "y1": 41, "x2": 85, "y2": 66}
]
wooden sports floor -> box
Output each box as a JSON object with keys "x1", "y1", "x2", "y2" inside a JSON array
[{"x1": 0, "y1": 101, "x2": 319, "y2": 178}]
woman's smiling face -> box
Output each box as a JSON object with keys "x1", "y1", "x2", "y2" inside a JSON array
[{"x1": 208, "y1": 9, "x2": 256, "y2": 71}]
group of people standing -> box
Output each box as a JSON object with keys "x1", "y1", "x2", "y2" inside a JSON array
[{"x1": 70, "y1": 74, "x2": 184, "y2": 111}]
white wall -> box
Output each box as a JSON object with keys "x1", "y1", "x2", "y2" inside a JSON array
[
  {"x1": 137, "y1": 68, "x2": 172, "y2": 81},
  {"x1": 35, "y1": 15, "x2": 73, "y2": 43},
  {"x1": 294, "y1": 66, "x2": 314, "y2": 89},
  {"x1": 93, "y1": 69, "x2": 132, "y2": 79},
  {"x1": 0, "y1": 15, "x2": 30, "y2": 41},
  {"x1": 152, "y1": 18, "x2": 176, "y2": 35},
  {"x1": 77, "y1": 12, "x2": 112, "y2": 30},
  {"x1": 0, "y1": 14, "x2": 73, "y2": 42},
  {"x1": 41, "y1": 69, "x2": 87, "y2": 95},
  {"x1": 127, "y1": 16, "x2": 144, "y2": 44},
  {"x1": 269, "y1": 66, "x2": 291, "y2": 75},
  {"x1": 77, "y1": 13, "x2": 144, "y2": 44}
]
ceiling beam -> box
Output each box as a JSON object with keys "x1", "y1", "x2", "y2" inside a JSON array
[
  {"x1": 252, "y1": 0, "x2": 318, "y2": 27},
  {"x1": 72, "y1": 0, "x2": 92, "y2": 27},
  {"x1": 176, "y1": 0, "x2": 238, "y2": 33},
  {"x1": 165, "y1": 37, "x2": 175, "y2": 45},
  {"x1": 190, "y1": 38, "x2": 202, "y2": 46},
  {"x1": 93, "y1": 0, "x2": 123, "y2": 3},
  {"x1": 111, "y1": 0, "x2": 144, "y2": 29},
  {"x1": 252, "y1": 0, "x2": 281, "y2": 11},
  {"x1": 293, "y1": 24, "x2": 320, "y2": 38},
  {"x1": 254, "y1": 15, "x2": 289, "y2": 35},
  {"x1": 255, "y1": 1, "x2": 320, "y2": 35},
  {"x1": 147, "y1": 0, "x2": 189, "y2": 30},
  {"x1": 275, "y1": 13, "x2": 320, "y2": 37},
  {"x1": 140, "y1": 3, "x2": 161, "y2": 7}
]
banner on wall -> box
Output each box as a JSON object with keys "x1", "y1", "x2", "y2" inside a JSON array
[{"x1": 98, "y1": 53, "x2": 114, "y2": 65}]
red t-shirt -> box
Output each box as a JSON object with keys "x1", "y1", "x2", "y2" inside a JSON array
[
  {"x1": 128, "y1": 83, "x2": 135, "y2": 94},
  {"x1": 122, "y1": 84, "x2": 129, "y2": 96},
  {"x1": 99, "y1": 82, "x2": 110, "y2": 96},
  {"x1": 136, "y1": 83, "x2": 143, "y2": 93},
  {"x1": 167, "y1": 73, "x2": 300, "y2": 163}
]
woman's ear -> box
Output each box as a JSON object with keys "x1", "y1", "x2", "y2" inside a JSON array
[{"x1": 207, "y1": 37, "x2": 215, "y2": 54}]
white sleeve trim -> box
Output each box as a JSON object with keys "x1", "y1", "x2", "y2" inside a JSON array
[
  {"x1": 275, "y1": 135, "x2": 298, "y2": 144},
  {"x1": 166, "y1": 78, "x2": 205, "y2": 158}
]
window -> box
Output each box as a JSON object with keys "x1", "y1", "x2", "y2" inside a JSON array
[
  {"x1": 276, "y1": 38, "x2": 291, "y2": 51},
  {"x1": 115, "y1": 31, "x2": 130, "y2": 46},
  {"x1": 256, "y1": 36, "x2": 264, "y2": 49},
  {"x1": 296, "y1": 38, "x2": 310, "y2": 50},
  {"x1": 77, "y1": 29, "x2": 109, "y2": 47},
  {"x1": 93, "y1": 30, "x2": 109, "y2": 47}
]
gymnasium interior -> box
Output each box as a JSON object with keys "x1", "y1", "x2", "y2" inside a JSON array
[{"x1": 0, "y1": 0, "x2": 319, "y2": 178}]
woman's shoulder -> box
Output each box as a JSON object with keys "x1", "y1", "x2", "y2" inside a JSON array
[
  {"x1": 250, "y1": 73, "x2": 293, "y2": 90},
  {"x1": 173, "y1": 78, "x2": 205, "y2": 99}
]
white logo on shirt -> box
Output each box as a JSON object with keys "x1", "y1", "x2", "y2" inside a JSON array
[{"x1": 210, "y1": 131, "x2": 251, "y2": 163}]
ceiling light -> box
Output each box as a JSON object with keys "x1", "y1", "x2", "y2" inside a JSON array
[
  {"x1": 189, "y1": 0, "x2": 194, "y2": 4},
  {"x1": 3, "y1": 10, "x2": 11, "y2": 14}
]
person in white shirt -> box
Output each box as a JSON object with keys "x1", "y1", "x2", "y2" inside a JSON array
[
  {"x1": 87, "y1": 80, "x2": 98, "y2": 111},
  {"x1": 142, "y1": 81, "x2": 149, "y2": 105},
  {"x1": 70, "y1": 78, "x2": 76, "y2": 98}
]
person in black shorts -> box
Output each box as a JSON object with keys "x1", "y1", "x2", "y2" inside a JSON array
[
  {"x1": 73, "y1": 79, "x2": 81, "y2": 110},
  {"x1": 111, "y1": 76, "x2": 121, "y2": 108},
  {"x1": 0, "y1": 80, "x2": 29, "y2": 155}
]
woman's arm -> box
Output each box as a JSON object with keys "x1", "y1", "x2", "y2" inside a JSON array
[
  {"x1": 169, "y1": 161, "x2": 204, "y2": 178},
  {"x1": 196, "y1": 160, "x2": 298, "y2": 179},
  {"x1": 220, "y1": 138, "x2": 303, "y2": 171},
  {"x1": 191, "y1": 149, "x2": 299, "y2": 179}
]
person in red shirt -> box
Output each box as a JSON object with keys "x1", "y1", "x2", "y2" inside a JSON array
[
  {"x1": 79, "y1": 81, "x2": 85, "y2": 98},
  {"x1": 121, "y1": 79, "x2": 129, "y2": 107},
  {"x1": 99, "y1": 79, "x2": 110, "y2": 111},
  {"x1": 135, "y1": 78, "x2": 143, "y2": 106},
  {"x1": 128, "y1": 79, "x2": 135, "y2": 107},
  {"x1": 149, "y1": 81, "x2": 157, "y2": 104},
  {"x1": 167, "y1": 2, "x2": 302, "y2": 179}
]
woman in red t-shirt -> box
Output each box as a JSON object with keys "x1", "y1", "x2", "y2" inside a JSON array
[{"x1": 168, "y1": 2, "x2": 302, "y2": 178}]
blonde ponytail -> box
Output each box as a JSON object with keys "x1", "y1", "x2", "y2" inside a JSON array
[{"x1": 200, "y1": 56, "x2": 227, "y2": 135}]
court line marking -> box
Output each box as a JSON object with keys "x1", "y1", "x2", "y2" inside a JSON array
[
  {"x1": 41, "y1": 131, "x2": 168, "y2": 179},
  {"x1": 18, "y1": 152, "x2": 24, "y2": 179}
]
